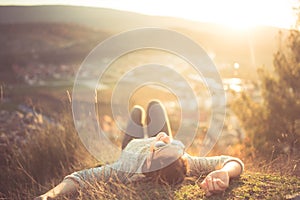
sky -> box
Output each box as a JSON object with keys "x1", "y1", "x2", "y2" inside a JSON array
[{"x1": 0, "y1": 0, "x2": 298, "y2": 29}]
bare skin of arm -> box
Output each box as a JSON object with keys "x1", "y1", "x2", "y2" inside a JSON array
[
  {"x1": 200, "y1": 161, "x2": 243, "y2": 196},
  {"x1": 156, "y1": 132, "x2": 243, "y2": 196},
  {"x1": 34, "y1": 178, "x2": 78, "y2": 200}
]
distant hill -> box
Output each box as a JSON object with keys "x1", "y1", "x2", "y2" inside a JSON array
[
  {"x1": 0, "y1": 5, "x2": 290, "y2": 80},
  {"x1": 0, "y1": 23, "x2": 107, "y2": 67},
  {"x1": 0, "y1": 22, "x2": 108, "y2": 83}
]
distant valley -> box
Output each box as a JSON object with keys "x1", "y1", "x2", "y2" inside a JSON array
[{"x1": 0, "y1": 5, "x2": 289, "y2": 81}]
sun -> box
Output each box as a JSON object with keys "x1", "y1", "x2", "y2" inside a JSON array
[
  {"x1": 119, "y1": 0, "x2": 296, "y2": 30},
  {"x1": 26, "y1": 0, "x2": 294, "y2": 30},
  {"x1": 129, "y1": 0, "x2": 296, "y2": 30},
  {"x1": 174, "y1": 0, "x2": 297, "y2": 30}
]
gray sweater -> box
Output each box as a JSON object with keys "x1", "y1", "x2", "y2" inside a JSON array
[{"x1": 65, "y1": 138, "x2": 244, "y2": 187}]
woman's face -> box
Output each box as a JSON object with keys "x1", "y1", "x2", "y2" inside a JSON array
[
  {"x1": 144, "y1": 132, "x2": 186, "y2": 176},
  {"x1": 150, "y1": 132, "x2": 173, "y2": 152}
]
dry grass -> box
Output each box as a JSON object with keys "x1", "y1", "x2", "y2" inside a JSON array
[
  {"x1": 0, "y1": 87, "x2": 299, "y2": 199},
  {"x1": 1, "y1": 115, "x2": 299, "y2": 200},
  {"x1": 27, "y1": 171, "x2": 300, "y2": 200},
  {"x1": 0, "y1": 107, "x2": 96, "y2": 199}
]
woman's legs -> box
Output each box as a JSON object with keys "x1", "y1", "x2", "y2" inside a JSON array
[
  {"x1": 122, "y1": 100, "x2": 172, "y2": 149},
  {"x1": 146, "y1": 100, "x2": 172, "y2": 138},
  {"x1": 121, "y1": 105, "x2": 145, "y2": 149}
]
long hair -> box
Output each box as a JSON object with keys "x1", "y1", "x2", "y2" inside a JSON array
[{"x1": 143, "y1": 156, "x2": 188, "y2": 185}]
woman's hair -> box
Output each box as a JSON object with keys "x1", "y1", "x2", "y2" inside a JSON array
[{"x1": 143, "y1": 156, "x2": 188, "y2": 185}]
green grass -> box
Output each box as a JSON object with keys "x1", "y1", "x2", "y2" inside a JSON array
[{"x1": 52, "y1": 171, "x2": 300, "y2": 200}]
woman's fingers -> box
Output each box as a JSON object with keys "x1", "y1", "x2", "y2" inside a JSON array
[
  {"x1": 213, "y1": 178, "x2": 228, "y2": 191},
  {"x1": 155, "y1": 132, "x2": 171, "y2": 144},
  {"x1": 200, "y1": 176, "x2": 227, "y2": 195},
  {"x1": 216, "y1": 178, "x2": 228, "y2": 190},
  {"x1": 206, "y1": 176, "x2": 214, "y2": 191},
  {"x1": 200, "y1": 178, "x2": 212, "y2": 196}
]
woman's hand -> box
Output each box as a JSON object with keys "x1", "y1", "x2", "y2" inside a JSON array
[
  {"x1": 155, "y1": 132, "x2": 171, "y2": 144},
  {"x1": 200, "y1": 160, "x2": 243, "y2": 196},
  {"x1": 199, "y1": 169, "x2": 229, "y2": 196}
]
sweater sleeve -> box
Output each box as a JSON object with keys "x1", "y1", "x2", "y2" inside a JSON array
[
  {"x1": 185, "y1": 154, "x2": 244, "y2": 177},
  {"x1": 63, "y1": 161, "x2": 134, "y2": 187}
]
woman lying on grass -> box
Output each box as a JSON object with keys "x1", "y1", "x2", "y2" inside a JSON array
[{"x1": 35, "y1": 100, "x2": 244, "y2": 199}]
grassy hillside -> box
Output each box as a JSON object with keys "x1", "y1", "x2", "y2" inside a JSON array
[
  {"x1": 0, "y1": 23, "x2": 108, "y2": 84},
  {"x1": 0, "y1": 6, "x2": 298, "y2": 199},
  {"x1": 1, "y1": 91, "x2": 299, "y2": 199},
  {"x1": 1, "y1": 84, "x2": 299, "y2": 199},
  {"x1": 75, "y1": 171, "x2": 300, "y2": 200}
]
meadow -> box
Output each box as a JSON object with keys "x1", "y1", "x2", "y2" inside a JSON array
[
  {"x1": 0, "y1": 84, "x2": 299, "y2": 199},
  {"x1": 0, "y1": 9, "x2": 299, "y2": 199}
]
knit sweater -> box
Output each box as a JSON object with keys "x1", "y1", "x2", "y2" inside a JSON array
[{"x1": 65, "y1": 138, "x2": 244, "y2": 187}]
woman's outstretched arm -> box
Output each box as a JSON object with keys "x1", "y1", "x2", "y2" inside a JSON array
[
  {"x1": 34, "y1": 159, "x2": 135, "y2": 199},
  {"x1": 34, "y1": 178, "x2": 78, "y2": 200},
  {"x1": 221, "y1": 160, "x2": 243, "y2": 178},
  {"x1": 184, "y1": 154, "x2": 244, "y2": 196},
  {"x1": 199, "y1": 160, "x2": 243, "y2": 196}
]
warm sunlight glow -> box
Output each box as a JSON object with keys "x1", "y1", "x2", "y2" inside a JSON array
[{"x1": 1, "y1": 0, "x2": 297, "y2": 29}]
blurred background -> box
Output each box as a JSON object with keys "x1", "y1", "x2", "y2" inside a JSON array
[{"x1": 0, "y1": 0, "x2": 299, "y2": 199}]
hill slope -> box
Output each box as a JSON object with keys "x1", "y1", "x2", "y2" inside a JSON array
[{"x1": 0, "y1": 5, "x2": 288, "y2": 75}]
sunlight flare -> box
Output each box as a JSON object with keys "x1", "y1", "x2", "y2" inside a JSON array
[{"x1": 0, "y1": 0, "x2": 297, "y2": 29}]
